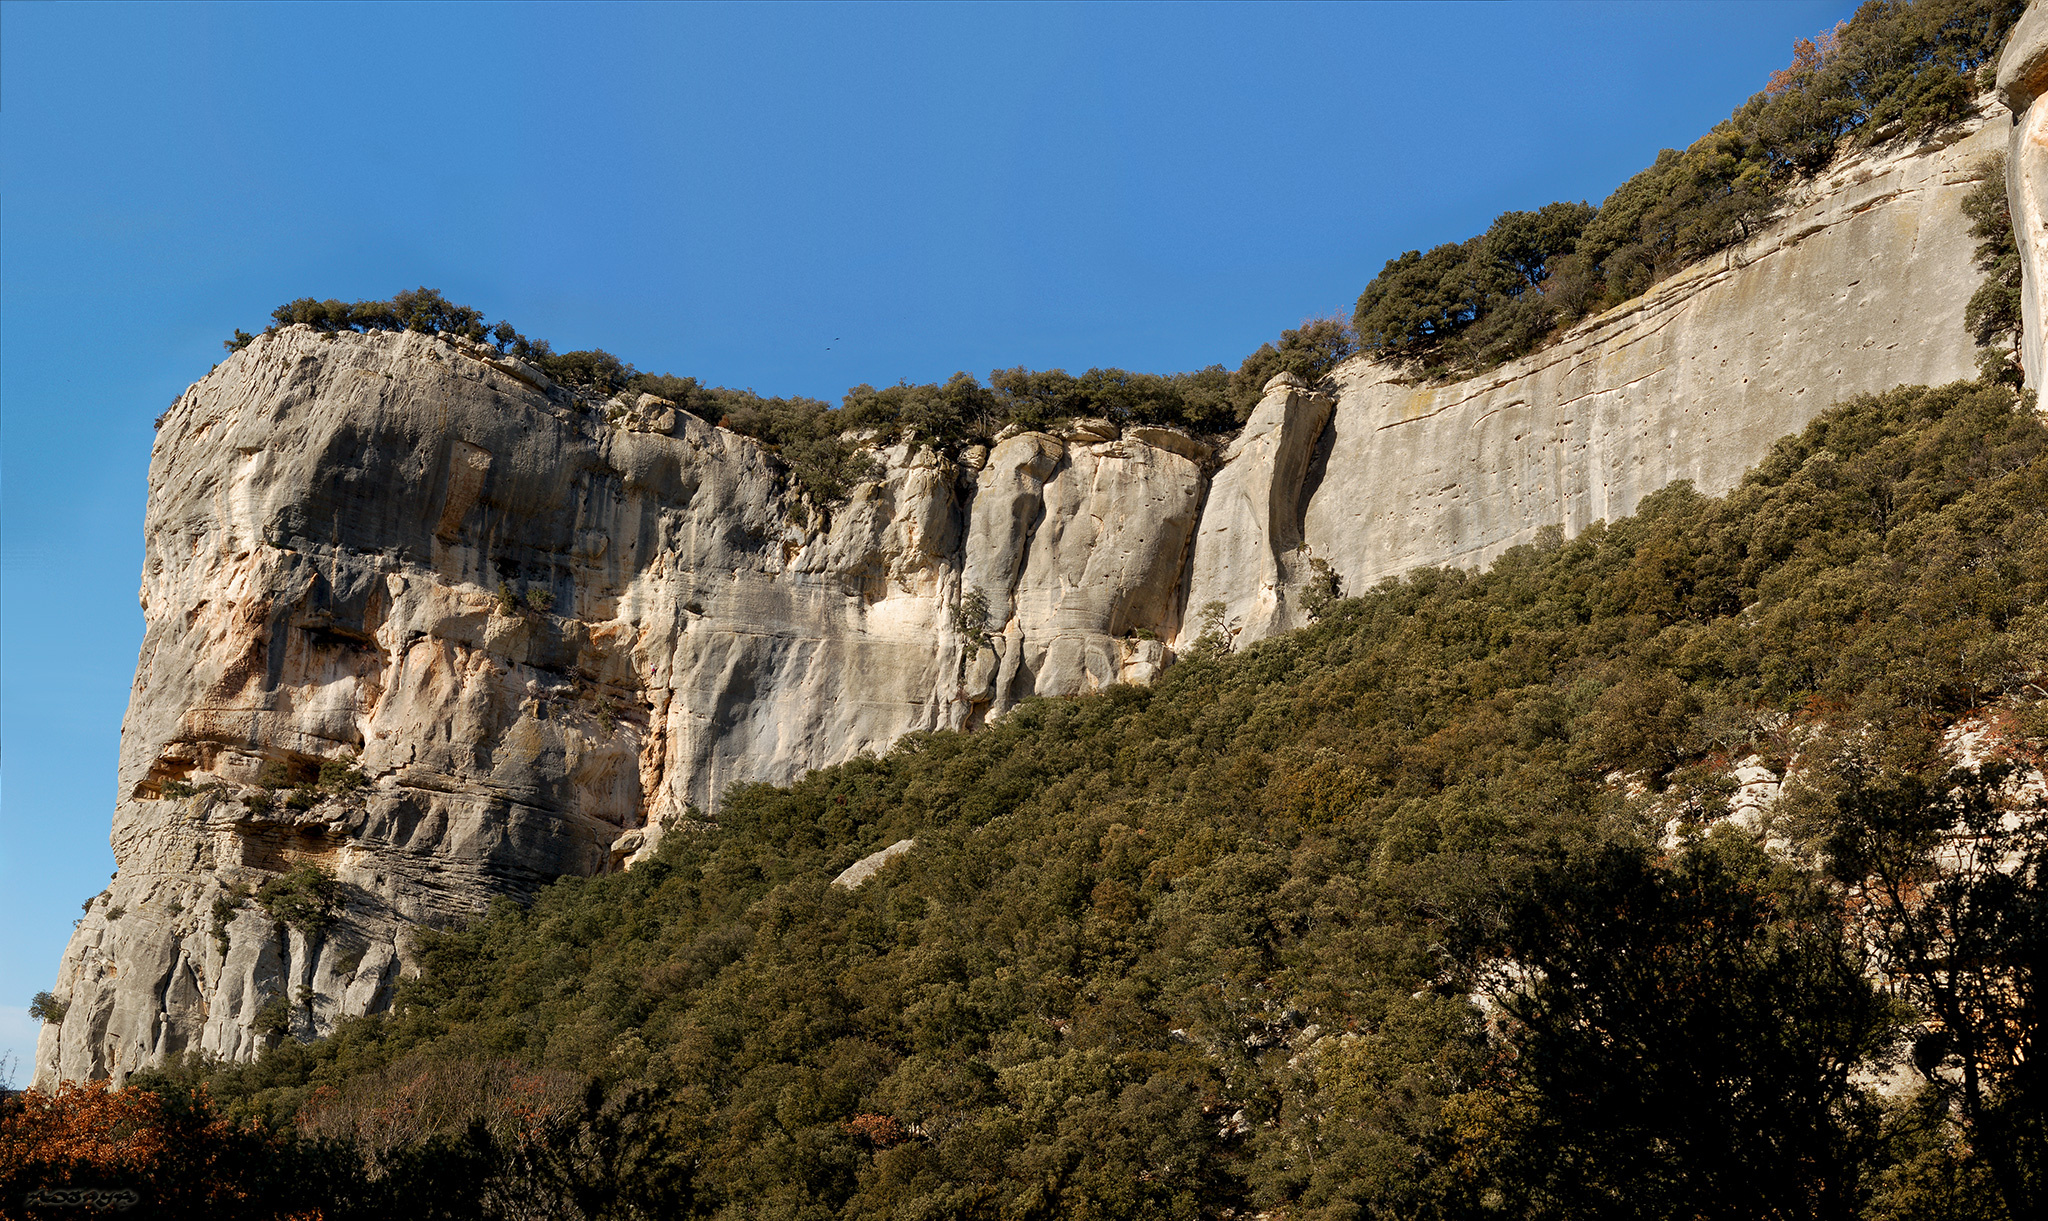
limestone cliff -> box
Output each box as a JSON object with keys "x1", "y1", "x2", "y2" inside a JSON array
[
  {"x1": 35, "y1": 94, "x2": 2008, "y2": 1088},
  {"x1": 2001, "y1": 1, "x2": 2048, "y2": 387},
  {"x1": 1293, "y1": 105, "x2": 2003, "y2": 623}
]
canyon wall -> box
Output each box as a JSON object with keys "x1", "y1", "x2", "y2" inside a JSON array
[{"x1": 35, "y1": 97, "x2": 2006, "y2": 1087}]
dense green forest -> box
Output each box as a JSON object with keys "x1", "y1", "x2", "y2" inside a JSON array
[{"x1": 16, "y1": 376, "x2": 2023, "y2": 1219}]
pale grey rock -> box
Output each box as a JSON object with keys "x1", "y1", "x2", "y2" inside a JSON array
[
  {"x1": 2001, "y1": 3, "x2": 2048, "y2": 386},
  {"x1": 1126, "y1": 425, "x2": 1211, "y2": 465},
  {"x1": 994, "y1": 434, "x2": 1205, "y2": 713},
  {"x1": 1177, "y1": 375, "x2": 1334, "y2": 648},
  {"x1": 1996, "y1": 2, "x2": 2048, "y2": 115},
  {"x1": 1058, "y1": 417, "x2": 1120, "y2": 443},
  {"x1": 1294, "y1": 108, "x2": 2001, "y2": 606},
  {"x1": 35, "y1": 329, "x2": 1205, "y2": 1086},
  {"x1": 831, "y1": 839, "x2": 915, "y2": 888}
]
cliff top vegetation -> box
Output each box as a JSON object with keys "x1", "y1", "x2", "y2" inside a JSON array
[
  {"x1": 1354, "y1": 0, "x2": 2026, "y2": 380},
  {"x1": 222, "y1": 288, "x2": 1357, "y2": 504},
  {"x1": 209, "y1": 2, "x2": 2029, "y2": 514}
]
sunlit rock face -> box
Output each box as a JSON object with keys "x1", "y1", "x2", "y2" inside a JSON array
[
  {"x1": 34, "y1": 327, "x2": 1206, "y2": 1088},
  {"x1": 35, "y1": 95, "x2": 1998, "y2": 1087},
  {"x1": 1305, "y1": 105, "x2": 2001, "y2": 591}
]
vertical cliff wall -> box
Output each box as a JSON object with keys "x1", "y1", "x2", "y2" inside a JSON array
[
  {"x1": 1280, "y1": 107, "x2": 2003, "y2": 637},
  {"x1": 2001, "y1": 2, "x2": 2048, "y2": 387},
  {"x1": 35, "y1": 96, "x2": 2005, "y2": 1087}
]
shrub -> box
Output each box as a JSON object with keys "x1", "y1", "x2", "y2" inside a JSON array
[
  {"x1": 317, "y1": 758, "x2": 366, "y2": 794},
  {"x1": 257, "y1": 864, "x2": 340, "y2": 939},
  {"x1": 1963, "y1": 153, "x2": 2023, "y2": 379},
  {"x1": 211, "y1": 883, "x2": 250, "y2": 955},
  {"x1": 252, "y1": 996, "x2": 292, "y2": 1039},
  {"x1": 524, "y1": 587, "x2": 555, "y2": 613},
  {"x1": 1299, "y1": 556, "x2": 1341, "y2": 621},
  {"x1": 28, "y1": 991, "x2": 66, "y2": 1025},
  {"x1": 953, "y1": 587, "x2": 991, "y2": 645}
]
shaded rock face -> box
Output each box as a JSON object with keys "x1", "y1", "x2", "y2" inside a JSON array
[
  {"x1": 37, "y1": 100, "x2": 1999, "y2": 1087},
  {"x1": 2000, "y1": 1, "x2": 2048, "y2": 387}
]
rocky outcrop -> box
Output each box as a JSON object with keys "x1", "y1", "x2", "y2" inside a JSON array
[
  {"x1": 34, "y1": 328, "x2": 1208, "y2": 1087},
  {"x1": 1179, "y1": 373, "x2": 1334, "y2": 647},
  {"x1": 36, "y1": 97, "x2": 2002, "y2": 1088},
  {"x1": 832, "y1": 839, "x2": 916, "y2": 889}
]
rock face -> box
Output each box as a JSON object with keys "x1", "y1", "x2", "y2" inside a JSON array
[
  {"x1": 1180, "y1": 373, "x2": 1333, "y2": 648},
  {"x1": 1301, "y1": 107, "x2": 2003, "y2": 594},
  {"x1": 35, "y1": 98, "x2": 2004, "y2": 1088},
  {"x1": 34, "y1": 328, "x2": 1210, "y2": 1087},
  {"x1": 2000, "y1": 1, "x2": 2048, "y2": 387}
]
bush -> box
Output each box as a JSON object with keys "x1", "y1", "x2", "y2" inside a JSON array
[
  {"x1": 211, "y1": 884, "x2": 250, "y2": 955},
  {"x1": 1232, "y1": 315, "x2": 1360, "y2": 406},
  {"x1": 257, "y1": 865, "x2": 339, "y2": 939},
  {"x1": 252, "y1": 996, "x2": 292, "y2": 1039},
  {"x1": 28, "y1": 991, "x2": 66, "y2": 1025},
  {"x1": 0, "y1": 1079, "x2": 336, "y2": 1220},
  {"x1": 316, "y1": 758, "x2": 365, "y2": 794}
]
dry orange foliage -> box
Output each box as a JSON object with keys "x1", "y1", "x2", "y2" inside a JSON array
[{"x1": 0, "y1": 1079, "x2": 305, "y2": 1220}]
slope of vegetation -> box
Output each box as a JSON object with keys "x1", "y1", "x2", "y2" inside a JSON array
[{"x1": 33, "y1": 378, "x2": 2033, "y2": 1219}]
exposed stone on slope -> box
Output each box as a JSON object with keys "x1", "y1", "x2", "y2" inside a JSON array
[{"x1": 831, "y1": 839, "x2": 916, "y2": 889}]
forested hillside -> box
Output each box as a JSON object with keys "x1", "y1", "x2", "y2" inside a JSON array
[{"x1": 12, "y1": 377, "x2": 2040, "y2": 1220}]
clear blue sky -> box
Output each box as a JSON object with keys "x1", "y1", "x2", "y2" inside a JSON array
[{"x1": 0, "y1": 0, "x2": 1856, "y2": 1081}]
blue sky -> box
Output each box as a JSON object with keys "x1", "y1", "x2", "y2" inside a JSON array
[{"x1": 0, "y1": 0, "x2": 1856, "y2": 1081}]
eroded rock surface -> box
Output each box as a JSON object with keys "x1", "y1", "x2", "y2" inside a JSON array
[
  {"x1": 1179, "y1": 373, "x2": 1333, "y2": 647},
  {"x1": 34, "y1": 328, "x2": 1204, "y2": 1087},
  {"x1": 36, "y1": 98, "x2": 2002, "y2": 1087},
  {"x1": 1303, "y1": 106, "x2": 2003, "y2": 590}
]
